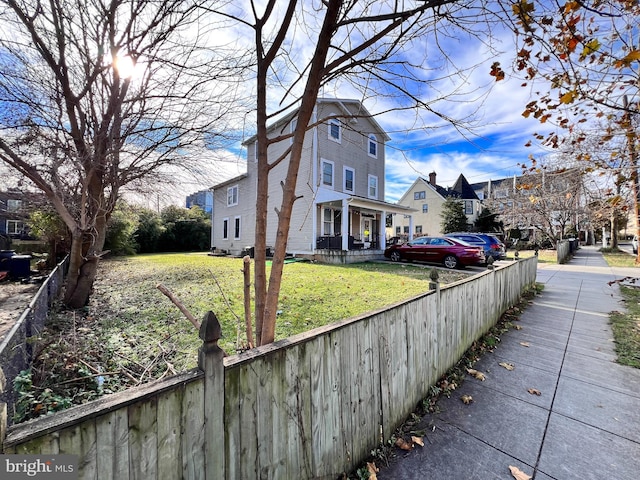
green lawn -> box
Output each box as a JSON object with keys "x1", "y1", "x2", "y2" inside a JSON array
[{"x1": 91, "y1": 254, "x2": 469, "y2": 356}]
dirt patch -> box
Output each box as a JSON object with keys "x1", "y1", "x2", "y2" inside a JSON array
[{"x1": 0, "y1": 281, "x2": 40, "y2": 342}]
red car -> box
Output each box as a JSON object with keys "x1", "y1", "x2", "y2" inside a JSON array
[{"x1": 384, "y1": 236, "x2": 485, "y2": 269}]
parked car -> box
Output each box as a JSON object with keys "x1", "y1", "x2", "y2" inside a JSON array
[
  {"x1": 633, "y1": 235, "x2": 638, "y2": 254},
  {"x1": 384, "y1": 236, "x2": 485, "y2": 269},
  {"x1": 445, "y1": 233, "x2": 506, "y2": 263}
]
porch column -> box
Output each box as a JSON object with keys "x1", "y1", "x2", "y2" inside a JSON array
[
  {"x1": 341, "y1": 199, "x2": 349, "y2": 250},
  {"x1": 380, "y1": 211, "x2": 387, "y2": 250},
  {"x1": 409, "y1": 214, "x2": 414, "y2": 241}
]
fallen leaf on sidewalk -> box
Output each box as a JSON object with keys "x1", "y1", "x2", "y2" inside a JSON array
[
  {"x1": 461, "y1": 394, "x2": 473, "y2": 404},
  {"x1": 513, "y1": 325, "x2": 523, "y2": 330},
  {"x1": 499, "y1": 362, "x2": 515, "y2": 371},
  {"x1": 466, "y1": 368, "x2": 486, "y2": 381},
  {"x1": 509, "y1": 465, "x2": 532, "y2": 480},
  {"x1": 411, "y1": 435, "x2": 424, "y2": 447},
  {"x1": 527, "y1": 388, "x2": 542, "y2": 396},
  {"x1": 395, "y1": 437, "x2": 413, "y2": 450},
  {"x1": 520, "y1": 342, "x2": 530, "y2": 347}
]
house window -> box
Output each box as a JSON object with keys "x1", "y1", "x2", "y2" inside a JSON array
[
  {"x1": 395, "y1": 226, "x2": 401, "y2": 235},
  {"x1": 321, "y1": 160, "x2": 334, "y2": 188},
  {"x1": 7, "y1": 220, "x2": 24, "y2": 235},
  {"x1": 234, "y1": 216, "x2": 241, "y2": 239},
  {"x1": 344, "y1": 167, "x2": 355, "y2": 193},
  {"x1": 422, "y1": 204, "x2": 428, "y2": 213},
  {"x1": 403, "y1": 226, "x2": 409, "y2": 234},
  {"x1": 414, "y1": 191, "x2": 426, "y2": 200},
  {"x1": 328, "y1": 118, "x2": 341, "y2": 143},
  {"x1": 7, "y1": 199, "x2": 22, "y2": 212},
  {"x1": 368, "y1": 175, "x2": 378, "y2": 199},
  {"x1": 227, "y1": 185, "x2": 238, "y2": 206},
  {"x1": 464, "y1": 200, "x2": 473, "y2": 215},
  {"x1": 368, "y1": 134, "x2": 377, "y2": 158},
  {"x1": 222, "y1": 218, "x2": 229, "y2": 239},
  {"x1": 415, "y1": 225, "x2": 422, "y2": 234}
]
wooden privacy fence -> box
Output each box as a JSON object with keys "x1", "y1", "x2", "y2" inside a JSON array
[{"x1": 2, "y1": 257, "x2": 537, "y2": 479}]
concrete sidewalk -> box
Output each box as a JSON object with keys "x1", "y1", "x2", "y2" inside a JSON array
[{"x1": 377, "y1": 246, "x2": 640, "y2": 480}]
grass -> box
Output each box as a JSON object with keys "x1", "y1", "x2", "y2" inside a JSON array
[
  {"x1": 17, "y1": 253, "x2": 472, "y2": 422},
  {"x1": 602, "y1": 248, "x2": 638, "y2": 268},
  {"x1": 601, "y1": 247, "x2": 640, "y2": 368},
  {"x1": 609, "y1": 286, "x2": 640, "y2": 368},
  {"x1": 507, "y1": 249, "x2": 557, "y2": 264},
  {"x1": 92, "y1": 254, "x2": 469, "y2": 356}
]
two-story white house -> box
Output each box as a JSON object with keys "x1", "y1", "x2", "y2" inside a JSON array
[{"x1": 210, "y1": 98, "x2": 414, "y2": 263}]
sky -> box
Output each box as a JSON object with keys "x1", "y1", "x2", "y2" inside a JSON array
[
  {"x1": 182, "y1": 12, "x2": 559, "y2": 207},
  {"x1": 0, "y1": 1, "x2": 561, "y2": 210},
  {"x1": 187, "y1": 2, "x2": 560, "y2": 207}
]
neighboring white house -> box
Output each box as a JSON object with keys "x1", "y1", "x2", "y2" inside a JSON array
[
  {"x1": 210, "y1": 98, "x2": 414, "y2": 263},
  {"x1": 390, "y1": 172, "x2": 482, "y2": 237}
]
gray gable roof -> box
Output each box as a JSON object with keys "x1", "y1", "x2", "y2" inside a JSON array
[
  {"x1": 242, "y1": 98, "x2": 390, "y2": 145},
  {"x1": 423, "y1": 174, "x2": 479, "y2": 200}
]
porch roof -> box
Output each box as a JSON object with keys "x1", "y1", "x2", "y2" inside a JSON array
[{"x1": 316, "y1": 189, "x2": 415, "y2": 215}]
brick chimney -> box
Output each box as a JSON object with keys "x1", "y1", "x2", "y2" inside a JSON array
[{"x1": 429, "y1": 171, "x2": 437, "y2": 186}]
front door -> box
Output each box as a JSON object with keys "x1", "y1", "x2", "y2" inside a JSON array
[{"x1": 362, "y1": 218, "x2": 371, "y2": 247}]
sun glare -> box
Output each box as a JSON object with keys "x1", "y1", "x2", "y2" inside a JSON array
[{"x1": 113, "y1": 54, "x2": 138, "y2": 79}]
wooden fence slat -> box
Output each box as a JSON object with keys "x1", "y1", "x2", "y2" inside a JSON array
[
  {"x1": 285, "y1": 343, "x2": 312, "y2": 478},
  {"x1": 58, "y1": 419, "x2": 97, "y2": 480},
  {"x1": 128, "y1": 397, "x2": 158, "y2": 480},
  {"x1": 271, "y1": 350, "x2": 288, "y2": 479},
  {"x1": 256, "y1": 356, "x2": 275, "y2": 479},
  {"x1": 238, "y1": 363, "x2": 258, "y2": 480},
  {"x1": 181, "y1": 380, "x2": 204, "y2": 480},
  {"x1": 157, "y1": 388, "x2": 183, "y2": 480},
  {"x1": 96, "y1": 408, "x2": 129, "y2": 480},
  {"x1": 224, "y1": 367, "x2": 241, "y2": 480}
]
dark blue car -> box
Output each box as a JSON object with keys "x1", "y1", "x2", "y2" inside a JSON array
[{"x1": 445, "y1": 233, "x2": 506, "y2": 263}]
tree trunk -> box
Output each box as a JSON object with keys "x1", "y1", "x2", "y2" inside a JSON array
[
  {"x1": 258, "y1": 0, "x2": 342, "y2": 346},
  {"x1": 63, "y1": 216, "x2": 108, "y2": 308}
]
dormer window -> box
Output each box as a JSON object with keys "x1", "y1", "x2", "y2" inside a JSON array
[
  {"x1": 328, "y1": 118, "x2": 341, "y2": 143},
  {"x1": 368, "y1": 134, "x2": 377, "y2": 158}
]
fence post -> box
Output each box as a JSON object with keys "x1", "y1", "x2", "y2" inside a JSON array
[{"x1": 198, "y1": 311, "x2": 225, "y2": 480}]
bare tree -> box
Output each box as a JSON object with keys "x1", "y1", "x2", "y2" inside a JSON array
[
  {"x1": 0, "y1": 0, "x2": 244, "y2": 307},
  {"x1": 517, "y1": 163, "x2": 588, "y2": 245},
  {"x1": 208, "y1": 0, "x2": 503, "y2": 345}
]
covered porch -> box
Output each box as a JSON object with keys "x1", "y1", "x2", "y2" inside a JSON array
[{"x1": 311, "y1": 193, "x2": 414, "y2": 264}]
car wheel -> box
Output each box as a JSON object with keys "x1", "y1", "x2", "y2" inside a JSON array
[
  {"x1": 443, "y1": 255, "x2": 458, "y2": 269},
  {"x1": 390, "y1": 251, "x2": 402, "y2": 262}
]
